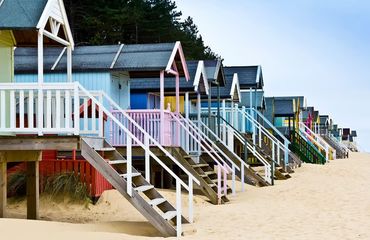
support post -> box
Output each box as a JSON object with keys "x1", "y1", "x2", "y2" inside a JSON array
[
  {"x1": 222, "y1": 100, "x2": 226, "y2": 143},
  {"x1": 208, "y1": 80, "x2": 212, "y2": 129},
  {"x1": 217, "y1": 84, "x2": 221, "y2": 137},
  {"x1": 176, "y1": 180, "x2": 182, "y2": 237},
  {"x1": 185, "y1": 92, "x2": 190, "y2": 153},
  {"x1": 145, "y1": 134, "x2": 150, "y2": 182},
  {"x1": 241, "y1": 106, "x2": 246, "y2": 133},
  {"x1": 127, "y1": 135, "x2": 132, "y2": 197},
  {"x1": 67, "y1": 46, "x2": 72, "y2": 82},
  {"x1": 0, "y1": 159, "x2": 6, "y2": 218},
  {"x1": 73, "y1": 83, "x2": 80, "y2": 135},
  {"x1": 188, "y1": 177, "x2": 193, "y2": 223},
  {"x1": 175, "y1": 73, "x2": 180, "y2": 114},
  {"x1": 160, "y1": 71, "x2": 165, "y2": 145},
  {"x1": 37, "y1": 31, "x2": 44, "y2": 135},
  {"x1": 197, "y1": 93, "x2": 201, "y2": 161},
  {"x1": 27, "y1": 159, "x2": 40, "y2": 220}
]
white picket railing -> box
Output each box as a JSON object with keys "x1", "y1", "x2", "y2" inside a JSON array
[{"x1": 0, "y1": 82, "x2": 199, "y2": 236}]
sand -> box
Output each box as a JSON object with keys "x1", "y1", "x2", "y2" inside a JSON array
[{"x1": 1, "y1": 152, "x2": 370, "y2": 240}]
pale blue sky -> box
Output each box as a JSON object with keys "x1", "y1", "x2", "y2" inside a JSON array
[{"x1": 176, "y1": 0, "x2": 370, "y2": 151}]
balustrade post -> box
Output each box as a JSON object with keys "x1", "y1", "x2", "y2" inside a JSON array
[
  {"x1": 176, "y1": 180, "x2": 182, "y2": 237},
  {"x1": 127, "y1": 135, "x2": 132, "y2": 197},
  {"x1": 145, "y1": 134, "x2": 150, "y2": 182},
  {"x1": 188, "y1": 177, "x2": 193, "y2": 223},
  {"x1": 98, "y1": 93, "x2": 104, "y2": 137},
  {"x1": 241, "y1": 106, "x2": 246, "y2": 133},
  {"x1": 73, "y1": 83, "x2": 80, "y2": 135}
]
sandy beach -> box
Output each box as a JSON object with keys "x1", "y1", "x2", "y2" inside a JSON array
[{"x1": 1, "y1": 152, "x2": 370, "y2": 240}]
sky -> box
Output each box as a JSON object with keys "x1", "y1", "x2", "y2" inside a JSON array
[{"x1": 176, "y1": 0, "x2": 370, "y2": 152}]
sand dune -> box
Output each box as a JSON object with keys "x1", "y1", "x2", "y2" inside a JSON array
[{"x1": 2, "y1": 152, "x2": 370, "y2": 240}]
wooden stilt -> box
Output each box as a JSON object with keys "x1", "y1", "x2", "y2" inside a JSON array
[
  {"x1": 0, "y1": 160, "x2": 6, "y2": 218},
  {"x1": 26, "y1": 160, "x2": 39, "y2": 220}
]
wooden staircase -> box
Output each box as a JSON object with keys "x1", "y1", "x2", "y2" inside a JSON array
[
  {"x1": 214, "y1": 141, "x2": 270, "y2": 187},
  {"x1": 322, "y1": 135, "x2": 348, "y2": 159},
  {"x1": 171, "y1": 148, "x2": 231, "y2": 205},
  {"x1": 241, "y1": 134, "x2": 291, "y2": 181},
  {"x1": 81, "y1": 137, "x2": 189, "y2": 237}
]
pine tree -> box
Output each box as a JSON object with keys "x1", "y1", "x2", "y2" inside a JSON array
[{"x1": 64, "y1": 0, "x2": 219, "y2": 60}]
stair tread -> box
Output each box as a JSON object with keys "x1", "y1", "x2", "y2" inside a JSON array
[
  {"x1": 162, "y1": 211, "x2": 177, "y2": 221},
  {"x1": 192, "y1": 164, "x2": 209, "y2": 168},
  {"x1": 148, "y1": 198, "x2": 167, "y2": 206},
  {"x1": 120, "y1": 172, "x2": 141, "y2": 178},
  {"x1": 204, "y1": 171, "x2": 216, "y2": 175},
  {"x1": 95, "y1": 147, "x2": 116, "y2": 151},
  {"x1": 135, "y1": 185, "x2": 154, "y2": 192},
  {"x1": 108, "y1": 160, "x2": 127, "y2": 165},
  {"x1": 208, "y1": 183, "x2": 217, "y2": 188}
]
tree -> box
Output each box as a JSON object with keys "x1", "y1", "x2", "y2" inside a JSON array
[{"x1": 64, "y1": 0, "x2": 219, "y2": 60}]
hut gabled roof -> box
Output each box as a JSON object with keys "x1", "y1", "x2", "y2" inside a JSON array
[
  {"x1": 15, "y1": 42, "x2": 189, "y2": 78},
  {"x1": 224, "y1": 65, "x2": 263, "y2": 90}
]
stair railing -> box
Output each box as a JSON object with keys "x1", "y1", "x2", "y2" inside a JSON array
[
  {"x1": 329, "y1": 134, "x2": 350, "y2": 156},
  {"x1": 214, "y1": 114, "x2": 273, "y2": 185},
  {"x1": 299, "y1": 122, "x2": 336, "y2": 162},
  {"x1": 290, "y1": 129, "x2": 326, "y2": 164},
  {"x1": 196, "y1": 119, "x2": 251, "y2": 191},
  {"x1": 235, "y1": 106, "x2": 290, "y2": 168},
  {"x1": 169, "y1": 112, "x2": 238, "y2": 200}
]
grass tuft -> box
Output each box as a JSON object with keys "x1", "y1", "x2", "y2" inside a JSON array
[{"x1": 44, "y1": 172, "x2": 91, "y2": 204}]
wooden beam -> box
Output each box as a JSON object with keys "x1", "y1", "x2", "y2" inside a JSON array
[
  {"x1": 26, "y1": 160, "x2": 39, "y2": 220},
  {"x1": 0, "y1": 136, "x2": 79, "y2": 151},
  {"x1": 0, "y1": 160, "x2": 6, "y2": 218},
  {"x1": 0, "y1": 151, "x2": 42, "y2": 163}
]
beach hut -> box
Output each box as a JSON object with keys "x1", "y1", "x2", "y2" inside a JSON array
[
  {"x1": 1, "y1": 2, "x2": 199, "y2": 236},
  {"x1": 319, "y1": 115, "x2": 330, "y2": 135},
  {"x1": 225, "y1": 66, "x2": 264, "y2": 111},
  {"x1": 0, "y1": 0, "x2": 75, "y2": 220}
]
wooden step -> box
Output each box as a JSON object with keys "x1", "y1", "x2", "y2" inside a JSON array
[
  {"x1": 95, "y1": 147, "x2": 116, "y2": 152},
  {"x1": 204, "y1": 171, "x2": 216, "y2": 176},
  {"x1": 162, "y1": 211, "x2": 177, "y2": 221},
  {"x1": 208, "y1": 183, "x2": 217, "y2": 188},
  {"x1": 191, "y1": 164, "x2": 209, "y2": 168},
  {"x1": 148, "y1": 198, "x2": 167, "y2": 207},
  {"x1": 108, "y1": 160, "x2": 127, "y2": 165},
  {"x1": 135, "y1": 185, "x2": 154, "y2": 192},
  {"x1": 120, "y1": 172, "x2": 141, "y2": 178}
]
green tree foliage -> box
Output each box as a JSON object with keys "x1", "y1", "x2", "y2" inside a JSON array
[{"x1": 64, "y1": 0, "x2": 219, "y2": 60}]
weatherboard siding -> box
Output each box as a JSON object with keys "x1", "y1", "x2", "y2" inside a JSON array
[{"x1": 0, "y1": 32, "x2": 15, "y2": 133}]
